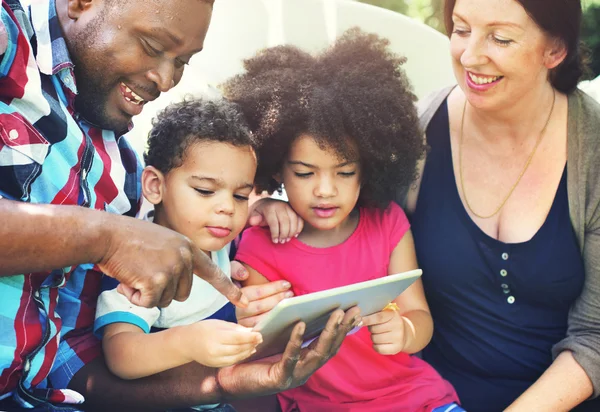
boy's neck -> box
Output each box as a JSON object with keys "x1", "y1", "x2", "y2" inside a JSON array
[{"x1": 298, "y1": 209, "x2": 359, "y2": 248}]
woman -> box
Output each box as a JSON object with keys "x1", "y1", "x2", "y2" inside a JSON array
[{"x1": 404, "y1": 0, "x2": 600, "y2": 410}]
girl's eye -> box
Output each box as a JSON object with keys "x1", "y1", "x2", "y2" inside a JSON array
[
  {"x1": 339, "y1": 171, "x2": 356, "y2": 177},
  {"x1": 294, "y1": 172, "x2": 313, "y2": 178},
  {"x1": 493, "y1": 36, "x2": 513, "y2": 46},
  {"x1": 194, "y1": 188, "x2": 214, "y2": 196}
]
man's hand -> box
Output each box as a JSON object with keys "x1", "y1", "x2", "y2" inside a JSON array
[
  {"x1": 180, "y1": 320, "x2": 263, "y2": 368},
  {"x1": 217, "y1": 306, "x2": 362, "y2": 398},
  {"x1": 235, "y1": 280, "x2": 294, "y2": 328},
  {"x1": 362, "y1": 309, "x2": 411, "y2": 355},
  {"x1": 96, "y1": 213, "x2": 247, "y2": 309},
  {"x1": 247, "y1": 198, "x2": 303, "y2": 244}
]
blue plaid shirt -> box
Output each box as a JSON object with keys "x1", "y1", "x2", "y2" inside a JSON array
[{"x1": 0, "y1": 0, "x2": 142, "y2": 408}]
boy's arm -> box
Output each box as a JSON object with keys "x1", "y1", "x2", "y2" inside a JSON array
[
  {"x1": 102, "y1": 321, "x2": 262, "y2": 380},
  {"x1": 362, "y1": 230, "x2": 433, "y2": 355}
]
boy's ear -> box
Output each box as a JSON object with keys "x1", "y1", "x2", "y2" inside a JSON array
[
  {"x1": 66, "y1": 0, "x2": 96, "y2": 20},
  {"x1": 142, "y1": 166, "x2": 165, "y2": 205}
]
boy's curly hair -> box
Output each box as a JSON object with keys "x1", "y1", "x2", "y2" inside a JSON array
[
  {"x1": 144, "y1": 98, "x2": 256, "y2": 174},
  {"x1": 221, "y1": 27, "x2": 426, "y2": 209}
]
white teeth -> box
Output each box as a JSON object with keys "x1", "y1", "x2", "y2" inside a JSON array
[
  {"x1": 130, "y1": 89, "x2": 144, "y2": 103},
  {"x1": 468, "y1": 73, "x2": 501, "y2": 85},
  {"x1": 121, "y1": 82, "x2": 145, "y2": 104}
]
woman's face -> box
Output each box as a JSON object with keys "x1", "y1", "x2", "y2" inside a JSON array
[{"x1": 449, "y1": 0, "x2": 561, "y2": 110}]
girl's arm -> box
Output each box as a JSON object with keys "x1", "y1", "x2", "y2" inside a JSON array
[
  {"x1": 102, "y1": 321, "x2": 262, "y2": 380},
  {"x1": 362, "y1": 230, "x2": 433, "y2": 355}
]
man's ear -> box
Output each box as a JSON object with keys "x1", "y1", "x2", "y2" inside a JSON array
[
  {"x1": 544, "y1": 38, "x2": 568, "y2": 70},
  {"x1": 66, "y1": 0, "x2": 96, "y2": 20},
  {"x1": 142, "y1": 166, "x2": 165, "y2": 205}
]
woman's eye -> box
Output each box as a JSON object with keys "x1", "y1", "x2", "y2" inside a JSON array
[
  {"x1": 194, "y1": 188, "x2": 214, "y2": 196},
  {"x1": 452, "y1": 28, "x2": 470, "y2": 37},
  {"x1": 339, "y1": 171, "x2": 356, "y2": 177},
  {"x1": 493, "y1": 36, "x2": 513, "y2": 46}
]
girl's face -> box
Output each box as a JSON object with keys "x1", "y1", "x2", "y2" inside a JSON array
[
  {"x1": 450, "y1": 0, "x2": 563, "y2": 110},
  {"x1": 280, "y1": 134, "x2": 361, "y2": 233}
]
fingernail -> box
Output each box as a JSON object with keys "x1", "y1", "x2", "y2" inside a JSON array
[
  {"x1": 295, "y1": 233, "x2": 299, "y2": 237},
  {"x1": 285, "y1": 291, "x2": 294, "y2": 298},
  {"x1": 273, "y1": 238, "x2": 279, "y2": 244},
  {"x1": 337, "y1": 314, "x2": 344, "y2": 326},
  {"x1": 282, "y1": 281, "x2": 292, "y2": 288}
]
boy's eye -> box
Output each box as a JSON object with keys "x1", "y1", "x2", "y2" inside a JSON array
[
  {"x1": 294, "y1": 172, "x2": 313, "y2": 178},
  {"x1": 194, "y1": 188, "x2": 214, "y2": 196},
  {"x1": 339, "y1": 171, "x2": 356, "y2": 177},
  {"x1": 234, "y1": 194, "x2": 249, "y2": 202}
]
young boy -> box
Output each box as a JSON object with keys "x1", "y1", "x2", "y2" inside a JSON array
[{"x1": 94, "y1": 99, "x2": 262, "y2": 411}]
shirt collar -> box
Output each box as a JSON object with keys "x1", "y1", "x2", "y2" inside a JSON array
[{"x1": 30, "y1": 0, "x2": 74, "y2": 77}]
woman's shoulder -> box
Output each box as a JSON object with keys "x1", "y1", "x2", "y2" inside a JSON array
[{"x1": 417, "y1": 85, "x2": 455, "y2": 132}]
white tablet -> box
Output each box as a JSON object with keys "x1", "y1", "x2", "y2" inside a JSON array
[{"x1": 250, "y1": 269, "x2": 422, "y2": 360}]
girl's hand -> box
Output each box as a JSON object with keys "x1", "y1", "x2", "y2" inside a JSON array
[
  {"x1": 181, "y1": 320, "x2": 263, "y2": 368},
  {"x1": 361, "y1": 309, "x2": 412, "y2": 355},
  {"x1": 247, "y1": 198, "x2": 303, "y2": 244}
]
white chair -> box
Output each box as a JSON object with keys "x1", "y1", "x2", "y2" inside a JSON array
[{"x1": 126, "y1": 0, "x2": 455, "y2": 156}]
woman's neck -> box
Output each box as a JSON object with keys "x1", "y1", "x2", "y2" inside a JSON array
[
  {"x1": 464, "y1": 84, "x2": 557, "y2": 148},
  {"x1": 298, "y1": 209, "x2": 360, "y2": 248}
]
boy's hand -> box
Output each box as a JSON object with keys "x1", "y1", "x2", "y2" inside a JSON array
[
  {"x1": 362, "y1": 309, "x2": 411, "y2": 355},
  {"x1": 247, "y1": 198, "x2": 303, "y2": 244},
  {"x1": 182, "y1": 320, "x2": 263, "y2": 368}
]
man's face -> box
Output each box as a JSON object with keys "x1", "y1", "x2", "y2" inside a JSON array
[{"x1": 66, "y1": 0, "x2": 212, "y2": 132}]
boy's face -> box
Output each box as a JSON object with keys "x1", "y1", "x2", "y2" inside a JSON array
[{"x1": 144, "y1": 141, "x2": 256, "y2": 253}]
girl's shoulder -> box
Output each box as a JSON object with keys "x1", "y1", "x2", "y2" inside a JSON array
[{"x1": 360, "y1": 202, "x2": 409, "y2": 236}]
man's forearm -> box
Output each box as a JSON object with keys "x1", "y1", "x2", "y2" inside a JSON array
[
  {"x1": 70, "y1": 357, "x2": 223, "y2": 412},
  {"x1": 0, "y1": 199, "x2": 108, "y2": 276}
]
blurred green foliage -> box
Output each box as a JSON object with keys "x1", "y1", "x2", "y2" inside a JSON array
[{"x1": 358, "y1": 0, "x2": 600, "y2": 77}]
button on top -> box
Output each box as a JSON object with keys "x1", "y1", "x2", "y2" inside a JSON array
[
  {"x1": 500, "y1": 269, "x2": 508, "y2": 277},
  {"x1": 8, "y1": 129, "x2": 19, "y2": 141},
  {"x1": 507, "y1": 296, "x2": 515, "y2": 304},
  {"x1": 502, "y1": 252, "x2": 509, "y2": 260}
]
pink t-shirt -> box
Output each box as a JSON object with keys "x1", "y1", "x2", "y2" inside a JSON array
[{"x1": 236, "y1": 203, "x2": 458, "y2": 412}]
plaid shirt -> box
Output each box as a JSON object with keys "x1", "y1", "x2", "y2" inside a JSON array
[{"x1": 0, "y1": 0, "x2": 142, "y2": 408}]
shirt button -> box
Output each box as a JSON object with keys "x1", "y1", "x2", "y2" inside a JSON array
[
  {"x1": 500, "y1": 269, "x2": 508, "y2": 277},
  {"x1": 8, "y1": 129, "x2": 19, "y2": 141},
  {"x1": 503, "y1": 289, "x2": 510, "y2": 294},
  {"x1": 502, "y1": 252, "x2": 509, "y2": 260},
  {"x1": 501, "y1": 283, "x2": 509, "y2": 289},
  {"x1": 507, "y1": 296, "x2": 515, "y2": 304}
]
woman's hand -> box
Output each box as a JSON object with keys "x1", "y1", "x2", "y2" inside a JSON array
[{"x1": 247, "y1": 198, "x2": 303, "y2": 244}]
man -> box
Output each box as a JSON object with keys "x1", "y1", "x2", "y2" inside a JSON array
[{"x1": 0, "y1": 0, "x2": 359, "y2": 410}]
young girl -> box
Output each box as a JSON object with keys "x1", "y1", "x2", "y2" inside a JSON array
[{"x1": 224, "y1": 29, "x2": 462, "y2": 412}]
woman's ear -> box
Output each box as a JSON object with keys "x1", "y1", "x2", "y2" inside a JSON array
[
  {"x1": 544, "y1": 38, "x2": 568, "y2": 70},
  {"x1": 142, "y1": 166, "x2": 165, "y2": 205}
]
